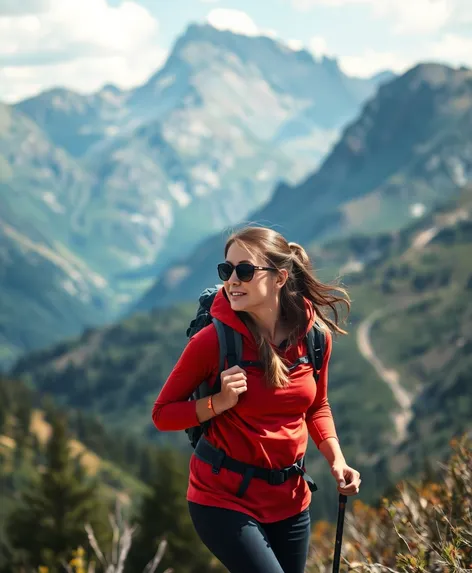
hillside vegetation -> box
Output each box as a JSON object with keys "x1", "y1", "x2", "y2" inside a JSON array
[
  {"x1": 306, "y1": 434, "x2": 472, "y2": 572},
  {"x1": 0, "y1": 376, "x2": 223, "y2": 573},
  {"x1": 10, "y1": 304, "x2": 195, "y2": 445},
  {"x1": 8, "y1": 187, "x2": 472, "y2": 518},
  {"x1": 0, "y1": 377, "x2": 150, "y2": 522}
]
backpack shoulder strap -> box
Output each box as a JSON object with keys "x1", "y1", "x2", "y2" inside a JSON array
[
  {"x1": 212, "y1": 319, "x2": 243, "y2": 393},
  {"x1": 306, "y1": 322, "x2": 326, "y2": 382}
]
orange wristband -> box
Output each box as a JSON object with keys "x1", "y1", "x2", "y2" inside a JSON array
[{"x1": 207, "y1": 395, "x2": 217, "y2": 415}]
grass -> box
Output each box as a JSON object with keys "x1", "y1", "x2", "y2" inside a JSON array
[{"x1": 306, "y1": 434, "x2": 472, "y2": 572}]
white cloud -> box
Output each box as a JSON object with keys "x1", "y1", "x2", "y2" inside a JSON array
[
  {"x1": 293, "y1": 0, "x2": 472, "y2": 76},
  {"x1": 308, "y1": 35, "x2": 399, "y2": 76},
  {"x1": 200, "y1": 0, "x2": 220, "y2": 3},
  {"x1": 293, "y1": 0, "x2": 366, "y2": 8},
  {"x1": 0, "y1": 0, "x2": 166, "y2": 102},
  {"x1": 206, "y1": 8, "x2": 260, "y2": 36},
  {"x1": 0, "y1": 0, "x2": 51, "y2": 15},
  {"x1": 430, "y1": 34, "x2": 472, "y2": 67},
  {"x1": 292, "y1": 0, "x2": 460, "y2": 35},
  {"x1": 339, "y1": 50, "x2": 412, "y2": 78},
  {"x1": 456, "y1": 0, "x2": 472, "y2": 21},
  {"x1": 337, "y1": 30, "x2": 472, "y2": 78},
  {"x1": 262, "y1": 29, "x2": 279, "y2": 39},
  {"x1": 308, "y1": 36, "x2": 330, "y2": 59},
  {"x1": 287, "y1": 39, "x2": 304, "y2": 51},
  {"x1": 0, "y1": 0, "x2": 158, "y2": 59},
  {"x1": 205, "y1": 10, "x2": 279, "y2": 41},
  {"x1": 0, "y1": 48, "x2": 167, "y2": 102},
  {"x1": 304, "y1": 34, "x2": 423, "y2": 77},
  {"x1": 373, "y1": 0, "x2": 453, "y2": 35}
]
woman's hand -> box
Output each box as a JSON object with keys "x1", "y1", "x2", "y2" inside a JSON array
[
  {"x1": 330, "y1": 462, "x2": 361, "y2": 496},
  {"x1": 212, "y1": 365, "x2": 247, "y2": 414}
]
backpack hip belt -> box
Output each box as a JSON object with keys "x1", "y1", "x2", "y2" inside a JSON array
[{"x1": 194, "y1": 435, "x2": 318, "y2": 498}]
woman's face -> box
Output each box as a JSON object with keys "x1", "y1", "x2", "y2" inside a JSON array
[{"x1": 222, "y1": 242, "x2": 285, "y2": 313}]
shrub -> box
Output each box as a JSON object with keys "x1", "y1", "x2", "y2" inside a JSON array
[{"x1": 307, "y1": 433, "x2": 472, "y2": 572}]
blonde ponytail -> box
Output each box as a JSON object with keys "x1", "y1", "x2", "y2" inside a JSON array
[{"x1": 287, "y1": 241, "x2": 350, "y2": 335}]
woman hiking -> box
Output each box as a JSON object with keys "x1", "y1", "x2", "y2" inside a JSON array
[{"x1": 152, "y1": 226, "x2": 361, "y2": 573}]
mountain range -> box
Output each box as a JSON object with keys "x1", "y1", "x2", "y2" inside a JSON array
[
  {"x1": 134, "y1": 62, "x2": 472, "y2": 312},
  {"x1": 0, "y1": 23, "x2": 388, "y2": 364},
  {"x1": 2, "y1": 35, "x2": 471, "y2": 518},
  {"x1": 8, "y1": 24, "x2": 384, "y2": 279},
  {"x1": 0, "y1": 215, "x2": 110, "y2": 365}
]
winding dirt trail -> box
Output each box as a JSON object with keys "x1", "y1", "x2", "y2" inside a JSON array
[{"x1": 357, "y1": 308, "x2": 414, "y2": 445}]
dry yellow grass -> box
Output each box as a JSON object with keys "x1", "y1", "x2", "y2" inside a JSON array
[
  {"x1": 29, "y1": 410, "x2": 104, "y2": 475},
  {"x1": 0, "y1": 434, "x2": 15, "y2": 449},
  {"x1": 3, "y1": 409, "x2": 144, "y2": 506},
  {"x1": 68, "y1": 439, "x2": 102, "y2": 475},
  {"x1": 30, "y1": 409, "x2": 52, "y2": 444}
]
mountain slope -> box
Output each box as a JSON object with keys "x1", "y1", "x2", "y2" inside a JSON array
[
  {"x1": 82, "y1": 115, "x2": 293, "y2": 277},
  {"x1": 0, "y1": 216, "x2": 111, "y2": 367},
  {"x1": 257, "y1": 63, "x2": 472, "y2": 242},
  {"x1": 8, "y1": 187, "x2": 472, "y2": 510},
  {"x1": 9, "y1": 304, "x2": 196, "y2": 446},
  {"x1": 0, "y1": 375, "x2": 152, "y2": 563},
  {"x1": 355, "y1": 192, "x2": 472, "y2": 472},
  {"x1": 0, "y1": 408, "x2": 149, "y2": 498},
  {"x1": 131, "y1": 24, "x2": 382, "y2": 151},
  {"x1": 0, "y1": 102, "x2": 92, "y2": 244},
  {"x1": 133, "y1": 63, "x2": 472, "y2": 310},
  {"x1": 14, "y1": 85, "x2": 129, "y2": 158},
  {"x1": 0, "y1": 104, "x2": 114, "y2": 366},
  {"x1": 307, "y1": 185, "x2": 472, "y2": 493},
  {"x1": 11, "y1": 23, "x2": 384, "y2": 284}
]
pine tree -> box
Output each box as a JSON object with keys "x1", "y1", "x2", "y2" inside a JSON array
[
  {"x1": 5, "y1": 412, "x2": 110, "y2": 572},
  {"x1": 12, "y1": 390, "x2": 32, "y2": 455},
  {"x1": 128, "y1": 446, "x2": 220, "y2": 573},
  {"x1": 138, "y1": 444, "x2": 156, "y2": 484},
  {"x1": 124, "y1": 434, "x2": 140, "y2": 471},
  {"x1": 0, "y1": 379, "x2": 8, "y2": 435}
]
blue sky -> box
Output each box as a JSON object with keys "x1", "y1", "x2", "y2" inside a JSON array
[{"x1": 0, "y1": 0, "x2": 471, "y2": 102}]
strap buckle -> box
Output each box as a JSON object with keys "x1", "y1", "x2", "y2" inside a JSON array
[
  {"x1": 293, "y1": 464, "x2": 305, "y2": 477},
  {"x1": 268, "y1": 468, "x2": 289, "y2": 486}
]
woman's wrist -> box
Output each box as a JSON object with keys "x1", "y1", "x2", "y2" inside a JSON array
[
  {"x1": 211, "y1": 392, "x2": 226, "y2": 415},
  {"x1": 195, "y1": 393, "x2": 226, "y2": 423}
]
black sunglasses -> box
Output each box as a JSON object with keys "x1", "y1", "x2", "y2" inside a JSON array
[{"x1": 217, "y1": 261, "x2": 277, "y2": 282}]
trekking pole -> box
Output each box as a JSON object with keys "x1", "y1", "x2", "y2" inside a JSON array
[{"x1": 332, "y1": 494, "x2": 347, "y2": 573}]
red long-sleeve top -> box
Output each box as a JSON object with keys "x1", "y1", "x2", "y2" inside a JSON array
[{"x1": 152, "y1": 288, "x2": 339, "y2": 523}]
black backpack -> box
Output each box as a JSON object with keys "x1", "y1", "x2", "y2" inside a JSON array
[{"x1": 185, "y1": 286, "x2": 326, "y2": 449}]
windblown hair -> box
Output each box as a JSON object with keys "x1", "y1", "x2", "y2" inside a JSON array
[{"x1": 224, "y1": 226, "x2": 350, "y2": 388}]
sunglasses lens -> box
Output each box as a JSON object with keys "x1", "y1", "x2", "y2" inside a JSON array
[
  {"x1": 217, "y1": 263, "x2": 233, "y2": 281},
  {"x1": 217, "y1": 262, "x2": 256, "y2": 282},
  {"x1": 236, "y1": 263, "x2": 255, "y2": 282}
]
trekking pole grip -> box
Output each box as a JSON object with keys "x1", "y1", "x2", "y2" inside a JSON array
[{"x1": 332, "y1": 494, "x2": 348, "y2": 573}]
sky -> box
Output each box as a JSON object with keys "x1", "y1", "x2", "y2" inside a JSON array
[{"x1": 0, "y1": 0, "x2": 471, "y2": 103}]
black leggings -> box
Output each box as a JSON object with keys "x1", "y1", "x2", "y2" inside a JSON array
[{"x1": 188, "y1": 501, "x2": 311, "y2": 573}]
